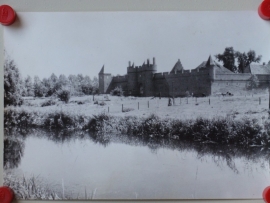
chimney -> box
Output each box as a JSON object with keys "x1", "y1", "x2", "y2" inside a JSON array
[
  {"x1": 129, "y1": 61, "x2": 131, "y2": 67},
  {"x1": 147, "y1": 59, "x2": 150, "y2": 65},
  {"x1": 153, "y1": 57, "x2": 156, "y2": 65}
]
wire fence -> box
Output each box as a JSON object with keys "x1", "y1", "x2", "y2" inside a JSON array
[{"x1": 93, "y1": 94, "x2": 270, "y2": 114}]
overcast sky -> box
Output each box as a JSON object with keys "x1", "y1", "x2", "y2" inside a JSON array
[{"x1": 4, "y1": 11, "x2": 270, "y2": 79}]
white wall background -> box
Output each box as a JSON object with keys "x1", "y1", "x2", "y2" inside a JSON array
[{"x1": 0, "y1": 0, "x2": 269, "y2": 203}]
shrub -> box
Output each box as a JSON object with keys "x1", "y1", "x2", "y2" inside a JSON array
[
  {"x1": 4, "y1": 108, "x2": 34, "y2": 128},
  {"x1": 110, "y1": 86, "x2": 123, "y2": 96},
  {"x1": 23, "y1": 100, "x2": 35, "y2": 107},
  {"x1": 247, "y1": 74, "x2": 259, "y2": 90},
  {"x1": 56, "y1": 89, "x2": 71, "y2": 103},
  {"x1": 41, "y1": 98, "x2": 57, "y2": 107},
  {"x1": 122, "y1": 108, "x2": 134, "y2": 112},
  {"x1": 77, "y1": 101, "x2": 84, "y2": 105},
  {"x1": 104, "y1": 95, "x2": 110, "y2": 101},
  {"x1": 4, "y1": 107, "x2": 270, "y2": 148},
  {"x1": 85, "y1": 113, "x2": 111, "y2": 132},
  {"x1": 4, "y1": 59, "x2": 24, "y2": 107},
  {"x1": 99, "y1": 101, "x2": 106, "y2": 106}
]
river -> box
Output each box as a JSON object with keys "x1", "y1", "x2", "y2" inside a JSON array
[{"x1": 4, "y1": 128, "x2": 270, "y2": 199}]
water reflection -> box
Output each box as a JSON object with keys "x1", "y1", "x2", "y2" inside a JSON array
[
  {"x1": 4, "y1": 138, "x2": 25, "y2": 169},
  {"x1": 4, "y1": 127, "x2": 270, "y2": 173}
]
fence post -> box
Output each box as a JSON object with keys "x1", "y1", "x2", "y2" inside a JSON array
[
  {"x1": 138, "y1": 102, "x2": 139, "y2": 110},
  {"x1": 108, "y1": 106, "x2": 109, "y2": 113},
  {"x1": 148, "y1": 101, "x2": 149, "y2": 108},
  {"x1": 209, "y1": 98, "x2": 210, "y2": 105},
  {"x1": 195, "y1": 97, "x2": 197, "y2": 103},
  {"x1": 187, "y1": 97, "x2": 188, "y2": 104},
  {"x1": 93, "y1": 94, "x2": 94, "y2": 101},
  {"x1": 122, "y1": 104, "x2": 123, "y2": 112}
]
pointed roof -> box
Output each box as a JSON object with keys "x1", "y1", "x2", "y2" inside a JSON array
[
  {"x1": 244, "y1": 64, "x2": 270, "y2": 74},
  {"x1": 99, "y1": 65, "x2": 104, "y2": 74},
  {"x1": 195, "y1": 61, "x2": 207, "y2": 69},
  {"x1": 206, "y1": 55, "x2": 215, "y2": 66},
  {"x1": 195, "y1": 56, "x2": 233, "y2": 73},
  {"x1": 170, "y1": 59, "x2": 184, "y2": 73}
]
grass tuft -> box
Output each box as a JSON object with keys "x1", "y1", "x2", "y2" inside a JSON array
[{"x1": 4, "y1": 173, "x2": 61, "y2": 200}]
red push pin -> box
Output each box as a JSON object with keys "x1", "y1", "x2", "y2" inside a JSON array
[
  {"x1": 263, "y1": 186, "x2": 270, "y2": 203},
  {"x1": 0, "y1": 186, "x2": 14, "y2": 203},
  {"x1": 0, "y1": 5, "x2": 16, "y2": 26},
  {"x1": 259, "y1": 0, "x2": 270, "y2": 20}
]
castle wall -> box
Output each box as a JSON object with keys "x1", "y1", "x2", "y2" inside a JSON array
[
  {"x1": 210, "y1": 71, "x2": 254, "y2": 95},
  {"x1": 106, "y1": 75, "x2": 128, "y2": 94},
  {"x1": 211, "y1": 74, "x2": 270, "y2": 95},
  {"x1": 256, "y1": 75, "x2": 270, "y2": 88},
  {"x1": 127, "y1": 68, "x2": 139, "y2": 96},
  {"x1": 99, "y1": 73, "x2": 112, "y2": 94},
  {"x1": 100, "y1": 59, "x2": 270, "y2": 97},
  {"x1": 138, "y1": 69, "x2": 156, "y2": 96},
  {"x1": 156, "y1": 68, "x2": 212, "y2": 97},
  {"x1": 153, "y1": 75, "x2": 170, "y2": 97},
  {"x1": 99, "y1": 76, "x2": 104, "y2": 94},
  {"x1": 215, "y1": 73, "x2": 251, "y2": 80},
  {"x1": 211, "y1": 80, "x2": 248, "y2": 95}
]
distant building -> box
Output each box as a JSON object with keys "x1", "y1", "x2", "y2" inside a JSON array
[
  {"x1": 99, "y1": 56, "x2": 270, "y2": 97},
  {"x1": 243, "y1": 64, "x2": 270, "y2": 87}
]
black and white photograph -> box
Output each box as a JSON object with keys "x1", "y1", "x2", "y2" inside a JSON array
[{"x1": 3, "y1": 11, "x2": 270, "y2": 200}]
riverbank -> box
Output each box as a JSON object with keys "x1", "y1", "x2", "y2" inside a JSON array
[{"x1": 4, "y1": 107, "x2": 270, "y2": 147}]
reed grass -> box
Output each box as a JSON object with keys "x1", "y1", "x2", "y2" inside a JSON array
[
  {"x1": 4, "y1": 108, "x2": 270, "y2": 147},
  {"x1": 4, "y1": 173, "x2": 61, "y2": 200}
]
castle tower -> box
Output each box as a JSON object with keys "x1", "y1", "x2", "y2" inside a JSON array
[
  {"x1": 126, "y1": 57, "x2": 157, "y2": 96},
  {"x1": 98, "y1": 65, "x2": 112, "y2": 94},
  {"x1": 127, "y1": 61, "x2": 139, "y2": 95},
  {"x1": 138, "y1": 57, "x2": 157, "y2": 97},
  {"x1": 170, "y1": 59, "x2": 184, "y2": 73},
  {"x1": 205, "y1": 55, "x2": 216, "y2": 80},
  {"x1": 206, "y1": 55, "x2": 215, "y2": 67}
]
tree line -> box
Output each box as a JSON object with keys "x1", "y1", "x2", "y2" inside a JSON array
[
  {"x1": 28, "y1": 73, "x2": 99, "y2": 97},
  {"x1": 4, "y1": 59, "x2": 99, "y2": 107},
  {"x1": 215, "y1": 47, "x2": 268, "y2": 73}
]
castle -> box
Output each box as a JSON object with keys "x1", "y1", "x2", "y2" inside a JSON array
[{"x1": 99, "y1": 56, "x2": 270, "y2": 97}]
